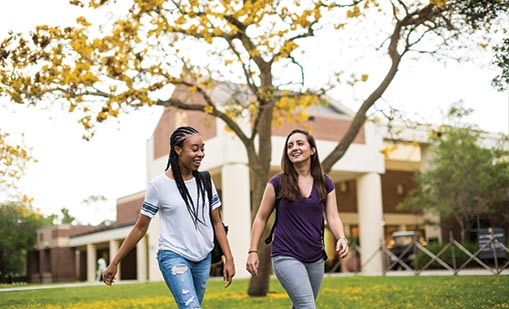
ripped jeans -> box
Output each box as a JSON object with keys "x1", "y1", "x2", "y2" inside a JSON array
[{"x1": 157, "y1": 250, "x2": 211, "y2": 309}]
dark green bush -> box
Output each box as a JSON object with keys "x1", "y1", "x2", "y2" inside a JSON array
[{"x1": 414, "y1": 242, "x2": 481, "y2": 270}]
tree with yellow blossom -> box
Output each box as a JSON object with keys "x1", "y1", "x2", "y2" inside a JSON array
[{"x1": 0, "y1": 131, "x2": 35, "y2": 201}]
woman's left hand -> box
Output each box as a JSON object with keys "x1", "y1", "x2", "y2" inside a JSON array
[
  {"x1": 336, "y1": 238, "x2": 349, "y2": 259},
  {"x1": 223, "y1": 258, "x2": 235, "y2": 288}
]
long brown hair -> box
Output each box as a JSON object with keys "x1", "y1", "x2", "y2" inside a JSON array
[{"x1": 278, "y1": 129, "x2": 329, "y2": 202}]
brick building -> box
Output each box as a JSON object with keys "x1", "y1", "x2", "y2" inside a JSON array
[
  {"x1": 27, "y1": 83, "x2": 473, "y2": 283},
  {"x1": 27, "y1": 225, "x2": 105, "y2": 283}
]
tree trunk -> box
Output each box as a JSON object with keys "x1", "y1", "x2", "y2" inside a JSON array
[
  {"x1": 247, "y1": 227, "x2": 273, "y2": 296},
  {"x1": 455, "y1": 215, "x2": 466, "y2": 243},
  {"x1": 246, "y1": 172, "x2": 272, "y2": 295},
  {"x1": 247, "y1": 99, "x2": 274, "y2": 296}
]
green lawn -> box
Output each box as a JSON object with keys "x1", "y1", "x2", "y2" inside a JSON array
[{"x1": 1, "y1": 275, "x2": 508, "y2": 308}]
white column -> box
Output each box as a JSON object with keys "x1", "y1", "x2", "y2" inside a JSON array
[
  {"x1": 419, "y1": 144, "x2": 432, "y2": 171},
  {"x1": 356, "y1": 173, "x2": 384, "y2": 275},
  {"x1": 86, "y1": 243, "x2": 97, "y2": 282},
  {"x1": 109, "y1": 239, "x2": 120, "y2": 279},
  {"x1": 221, "y1": 164, "x2": 251, "y2": 279},
  {"x1": 137, "y1": 236, "x2": 148, "y2": 282},
  {"x1": 74, "y1": 250, "x2": 80, "y2": 280}
]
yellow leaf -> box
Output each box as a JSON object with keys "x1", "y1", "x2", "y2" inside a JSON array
[
  {"x1": 204, "y1": 106, "x2": 214, "y2": 114},
  {"x1": 213, "y1": 28, "x2": 222, "y2": 35},
  {"x1": 346, "y1": 5, "x2": 361, "y2": 18}
]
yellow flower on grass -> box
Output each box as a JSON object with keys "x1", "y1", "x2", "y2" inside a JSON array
[{"x1": 41, "y1": 296, "x2": 175, "y2": 309}]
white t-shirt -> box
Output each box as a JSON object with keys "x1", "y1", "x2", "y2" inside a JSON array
[
  {"x1": 140, "y1": 172, "x2": 221, "y2": 262},
  {"x1": 97, "y1": 258, "x2": 106, "y2": 271}
]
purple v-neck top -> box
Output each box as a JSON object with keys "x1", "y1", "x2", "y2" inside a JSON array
[{"x1": 269, "y1": 173, "x2": 334, "y2": 263}]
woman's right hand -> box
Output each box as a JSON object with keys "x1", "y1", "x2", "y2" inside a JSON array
[
  {"x1": 103, "y1": 264, "x2": 117, "y2": 286},
  {"x1": 246, "y1": 251, "x2": 259, "y2": 277}
]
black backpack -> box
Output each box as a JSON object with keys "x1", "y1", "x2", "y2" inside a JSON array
[{"x1": 200, "y1": 171, "x2": 228, "y2": 264}]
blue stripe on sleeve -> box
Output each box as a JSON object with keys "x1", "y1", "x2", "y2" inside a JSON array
[
  {"x1": 211, "y1": 194, "x2": 220, "y2": 207},
  {"x1": 142, "y1": 202, "x2": 158, "y2": 216}
]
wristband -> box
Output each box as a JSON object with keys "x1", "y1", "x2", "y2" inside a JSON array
[{"x1": 248, "y1": 250, "x2": 258, "y2": 254}]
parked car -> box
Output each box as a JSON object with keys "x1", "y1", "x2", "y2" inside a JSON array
[{"x1": 386, "y1": 231, "x2": 426, "y2": 270}]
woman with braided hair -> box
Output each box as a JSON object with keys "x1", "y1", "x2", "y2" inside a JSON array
[{"x1": 103, "y1": 126, "x2": 235, "y2": 309}]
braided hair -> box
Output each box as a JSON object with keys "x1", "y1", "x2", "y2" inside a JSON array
[{"x1": 165, "y1": 126, "x2": 207, "y2": 228}]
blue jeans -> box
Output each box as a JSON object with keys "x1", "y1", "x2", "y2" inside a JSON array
[
  {"x1": 157, "y1": 250, "x2": 211, "y2": 309},
  {"x1": 272, "y1": 255, "x2": 324, "y2": 309}
]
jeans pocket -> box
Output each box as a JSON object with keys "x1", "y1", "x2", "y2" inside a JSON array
[{"x1": 157, "y1": 250, "x2": 178, "y2": 273}]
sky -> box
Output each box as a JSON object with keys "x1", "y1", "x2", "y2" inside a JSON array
[
  {"x1": 1, "y1": 0, "x2": 508, "y2": 225},
  {"x1": 0, "y1": 0, "x2": 163, "y2": 224}
]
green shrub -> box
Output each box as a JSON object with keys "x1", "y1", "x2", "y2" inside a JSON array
[{"x1": 414, "y1": 242, "x2": 480, "y2": 270}]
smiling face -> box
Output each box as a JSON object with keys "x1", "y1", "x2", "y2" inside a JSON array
[
  {"x1": 175, "y1": 133, "x2": 205, "y2": 173},
  {"x1": 286, "y1": 132, "x2": 315, "y2": 165}
]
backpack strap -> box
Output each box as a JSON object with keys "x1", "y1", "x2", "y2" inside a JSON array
[
  {"x1": 200, "y1": 170, "x2": 226, "y2": 225},
  {"x1": 199, "y1": 171, "x2": 215, "y2": 232},
  {"x1": 200, "y1": 171, "x2": 213, "y2": 209},
  {"x1": 264, "y1": 181, "x2": 280, "y2": 244}
]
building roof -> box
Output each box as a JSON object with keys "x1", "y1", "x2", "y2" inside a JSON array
[{"x1": 209, "y1": 81, "x2": 355, "y2": 119}]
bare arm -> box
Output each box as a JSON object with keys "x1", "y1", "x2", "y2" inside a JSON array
[
  {"x1": 246, "y1": 183, "x2": 276, "y2": 276},
  {"x1": 325, "y1": 189, "x2": 349, "y2": 259},
  {"x1": 103, "y1": 214, "x2": 151, "y2": 285},
  {"x1": 211, "y1": 208, "x2": 235, "y2": 287}
]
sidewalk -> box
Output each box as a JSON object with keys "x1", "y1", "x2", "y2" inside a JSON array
[
  {"x1": 0, "y1": 280, "x2": 138, "y2": 293},
  {"x1": 325, "y1": 268, "x2": 509, "y2": 277},
  {"x1": 2, "y1": 269, "x2": 508, "y2": 293},
  {"x1": 385, "y1": 268, "x2": 509, "y2": 276}
]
